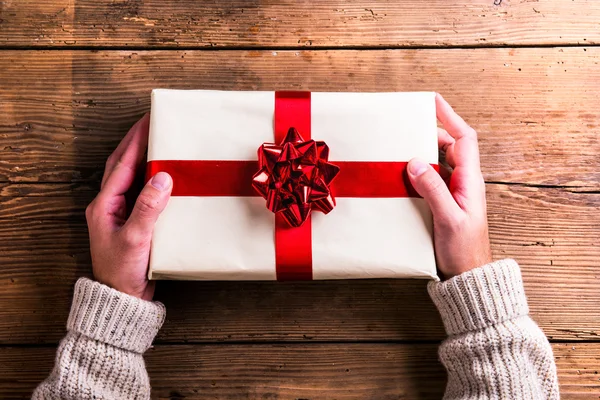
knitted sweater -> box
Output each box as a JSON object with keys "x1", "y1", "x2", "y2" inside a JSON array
[{"x1": 33, "y1": 259, "x2": 559, "y2": 399}]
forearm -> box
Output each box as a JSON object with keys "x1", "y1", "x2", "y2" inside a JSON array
[
  {"x1": 428, "y1": 259, "x2": 559, "y2": 399},
  {"x1": 33, "y1": 278, "x2": 165, "y2": 400}
]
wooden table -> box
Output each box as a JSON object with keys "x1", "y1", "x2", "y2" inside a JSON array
[{"x1": 1, "y1": 1, "x2": 599, "y2": 398}]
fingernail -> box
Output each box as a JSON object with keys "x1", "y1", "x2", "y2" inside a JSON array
[
  {"x1": 151, "y1": 172, "x2": 172, "y2": 191},
  {"x1": 408, "y1": 159, "x2": 429, "y2": 177}
]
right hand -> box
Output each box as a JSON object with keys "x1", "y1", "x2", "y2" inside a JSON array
[{"x1": 407, "y1": 94, "x2": 492, "y2": 280}]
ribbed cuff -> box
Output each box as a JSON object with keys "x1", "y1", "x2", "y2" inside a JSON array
[
  {"x1": 66, "y1": 278, "x2": 166, "y2": 353},
  {"x1": 427, "y1": 259, "x2": 529, "y2": 336}
]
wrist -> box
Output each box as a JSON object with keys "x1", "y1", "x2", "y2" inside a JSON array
[
  {"x1": 438, "y1": 242, "x2": 493, "y2": 281},
  {"x1": 93, "y1": 269, "x2": 155, "y2": 301}
]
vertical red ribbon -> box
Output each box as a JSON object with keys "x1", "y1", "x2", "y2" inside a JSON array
[{"x1": 274, "y1": 92, "x2": 313, "y2": 281}]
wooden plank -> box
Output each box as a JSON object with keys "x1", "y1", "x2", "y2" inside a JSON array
[
  {"x1": 1, "y1": 343, "x2": 598, "y2": 399},
  {"x1": 0, "y1": 183, "x2": 94, "y2": 220},
  {"x1": 0, "y1": 184, "x2": 598, "y2": 344},
  {"x1": 1, "y1": 48, "x2": 599, "y2": 186},
  {"x1": 487, "y1": 185, "x2": 600, "y2": 341},
  {"x1": 1, "y1": 0, "x2": 599, "y2": 48}
]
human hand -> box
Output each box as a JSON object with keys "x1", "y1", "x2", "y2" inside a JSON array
[
  {"x1": 85, "y1": 114, "x2": 172, "y2": 300},
  {"x1": 407, "y1": 94, "x2": 492, "y2": 280}
]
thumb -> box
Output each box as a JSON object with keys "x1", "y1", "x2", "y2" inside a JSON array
[
  {"x1": 407, "y1": 159, "x2": 460, "y2": 223},
  {"x1": 124, "y1": 172, "x2": 172, "y2": 239}
]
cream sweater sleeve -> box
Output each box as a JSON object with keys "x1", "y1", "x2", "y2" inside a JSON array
[
  {"x1": 33, "y1": 278, "x2": 166, "y2": 400},
  {"x1": 428, "y1": 259, "x2": 560, "y2": 399}
]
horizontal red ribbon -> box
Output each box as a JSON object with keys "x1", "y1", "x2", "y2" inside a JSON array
[{"x1": 147, "y1": 160, "x2": 438, "y2": 198}]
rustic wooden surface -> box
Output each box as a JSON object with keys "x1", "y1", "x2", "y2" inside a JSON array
[
  {"x1": 2, "y1": 48, "x2": 600, "y2": 186},
  {"x1": 1, "y1": 1, "x2": 599, "y2": 399},
  {"x1": 2, "y1": 0, "x2": 600, "y2": 47},
  {"x1": 1, "y1": 184, "x2": 599, "y2": 344},
  {"x1": 1, "y1": 344, "x2": 599, "y2": 399}
]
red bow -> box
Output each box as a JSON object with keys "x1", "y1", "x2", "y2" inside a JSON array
[{"x1": 252, "y1": 127, "x2": 340, "y2": 227}]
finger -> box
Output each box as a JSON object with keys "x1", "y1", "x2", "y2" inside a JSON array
[
  {"x1": 436, "y1": 94, "x2": 482, "y2": 170},
  {"x1": 448, "y1": 167, "x2": 487, "y2": 215},
  {"x1": 101, "y1": 114, "x2": 150, "y2": 189},
  {"x1": 438, "y1": 163, "x2": 452, "y2": 184},
  {"x1": 99, "y1": 157, "x2": 139, "y2": 199},
  {"x1": 437, "y1": 127, "x2": 456, "y2": 168},
  {"x1": 407, "y1": 158, "x2": 462, "y2": 223},
  {"x1": 435, "y1": 94, "x2": 476, "y2": 141},
  {"x1": 100, "y1": 115, "x2": 150, "y2": 197},
  {"x1": 101, "y1": 113, "x2": 149, "y2": 187},
  {"x1": 122, "y1": 172, "x2": 172, "y2": 241}
]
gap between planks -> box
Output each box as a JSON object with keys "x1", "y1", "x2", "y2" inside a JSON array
[{"x1": 0, "y1": 43, "x2": 599, "y2": 52}]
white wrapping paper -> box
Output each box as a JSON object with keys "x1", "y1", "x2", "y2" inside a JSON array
[{"x1": 148, "y1": 89, "x2": 438, "y2": 280}]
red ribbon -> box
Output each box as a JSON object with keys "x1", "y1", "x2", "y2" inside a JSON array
[
  {"x1": 252, "y1": 127, "x2": 340, "y2": 228},
  {"x1": 147, "y1": 91, "x2": 438, "y2": 281},
  {"x1": 148, "y1": 160, "x2": 422, "y2": 198},
  {"x1": 273, "y1": 92, "x2": 313, "y2": 280}
]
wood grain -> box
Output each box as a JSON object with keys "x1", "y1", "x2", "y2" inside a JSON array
[
  {"x1": 487, "y1": 185, "x2": 600, "y2": 340},
  {"x1": 0, "y1": 183, "x2": 94, "y2": 219},
  {"x1": 1, "y1": 343, "x2": 598, "y2": 399},
  {"x1": 1, "y1": 0, "x2": 599, "y2": 48},
  {"x1": 1, "y1": 48, "x2": 599, "y2": 186},
  {"x1": 3, "y1": 0, "x2": 599, "y2": 396},
  {"x1": 0, "y1": 183, "x2": 598, "y2": 344}
]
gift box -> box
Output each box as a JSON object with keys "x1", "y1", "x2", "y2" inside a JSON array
[{"x1": 147, "y1": 89, "x2": 438, "y2": 281}]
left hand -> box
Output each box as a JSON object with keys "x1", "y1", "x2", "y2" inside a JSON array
[{"x1": 85, "y1": 114, "x2": 172, "y2": 300}]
